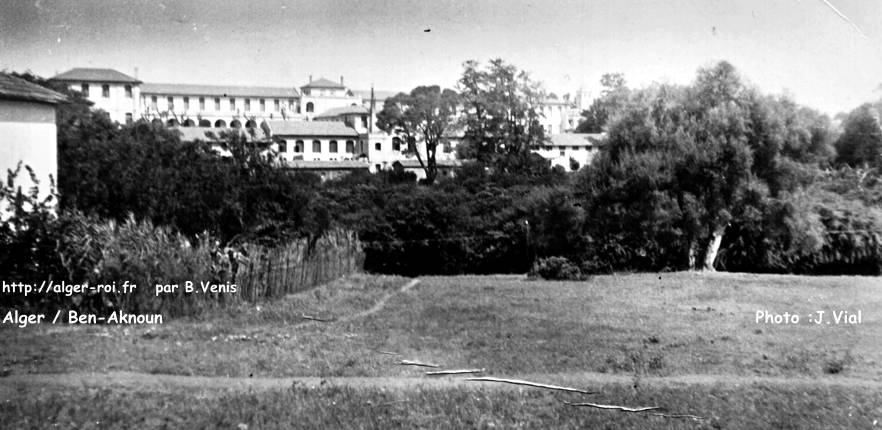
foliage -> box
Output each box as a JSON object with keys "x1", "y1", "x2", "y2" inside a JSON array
[
  {"x1": 575, "y1": 72, "x2": 629, "y2": 133},
  {"x1": 577, "y1": 61, "x2": 838, "y2": 273},
  {"x1": 0, "y1": 164, "x2": 65, "y2": 310},
  {"x1": 835, "y1": 104, "x2": 882, "y2": 169},
  {"x1": 376, "y1": 85, "x2": 459, "y2": 184},
  {"x1": 58, "y1": 121, "x2": 318, "y2": 242},
  {"x1": 457, "y1": 58, "x2": 547, "y2": 168},
  {"x1": 528, "y1": 256, "x2": 584, "y2": 280}
]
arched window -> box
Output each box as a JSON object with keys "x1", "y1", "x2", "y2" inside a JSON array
[
  {"x1": 392, "y1": 137, "x2": 401, "y2": 151},
  {"x1": 183, "y1": 119, "x2": 196, "y2": 127},
  {"x1": 199, "y1": 119, "x2": 212, "y2": 127},
  {"x1": 245, "y1": 120, "x2": 257, "y2": 129},
  {"x1": 277, "y1": 140, "x2": 287, "y2": 153},
  {"x1": 374, "y1": 142, "x2": 382, "y2": 151},
  {"x1": 152, "y1": 118, "x2": 162, "y2": 126},
  {"x1": 294, "y1": 140, "x2": 303, "y2": 153},
  {"x1": 312, "y1": 140, "x2": 321, "y2": 153},
  {"x1": 230, "y1": 119, "x2": 242, "y2": 128},
  {"x1": 167, "y1": 119, "x2": 179, "y2": 127},
  {"x1": 306, "y1": 102, "x2": 314, "y2": 113},
  {"x1": 214, "y1": 119, "x2": 227, "y2": 128},
  {"x1": 345, "y1": 140, "x2": 355, "y2": 153},
  {"x1": 329, "y1": 140, "x2": 338, "y2": 153}
]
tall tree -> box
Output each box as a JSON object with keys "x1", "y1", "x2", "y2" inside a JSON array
[
  {"x1": 376, "y1": 85, "x2": 459, "y2": 185},
  {"x1": 457, "y1": 58, "x2": 547, "y2": 168},
  {"x1": 835, "y1": 104, "x2": 882, "y2": 169},
  {"x1": 575, "y1": 72, "x2": 629, "y2": 133}
]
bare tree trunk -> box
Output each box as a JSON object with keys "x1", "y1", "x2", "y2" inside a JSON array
[
  {"x1": 687, "y1": 240, "x2": 698, "y2": 271},
  {"x1": 702, "y1": 225, "x2": 726, "y2": 271}
]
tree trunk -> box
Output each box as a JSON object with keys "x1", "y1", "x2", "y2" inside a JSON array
[
  {"x1": 702, "y1": 225, "x2": 726, "y2": 271},
  {"x1": 687, "y1": 241, "x2": 698, "y2": 271}
]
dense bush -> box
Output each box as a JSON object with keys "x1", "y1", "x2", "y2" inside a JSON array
[
  {"x1": 58, "y1": 118, "x2": 319, "y2": 243},
  {"x1": 529, "y1": 256, "x2": 584, "y2": 280}
]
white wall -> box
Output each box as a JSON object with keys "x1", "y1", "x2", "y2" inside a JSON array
[
  {"x1": 66, "y1": 82, "x2": 138, "y2": 124},
  {"x1": 278, "y1": 137, "x2": 361, "y2": 161},
  {"x1": 0, "y1": 100, "x2": 57, "y2": 200}
]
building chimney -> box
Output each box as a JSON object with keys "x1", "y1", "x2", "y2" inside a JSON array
[
  {"x1": 309, "y1": 74, "x2": 312, "y2": 83},
  {"x1": 134, "y1": 67, "x2": 139, "y2": 79},
  {"x1": 340, "y1": 76, "x2": 344, "y2": 86}
]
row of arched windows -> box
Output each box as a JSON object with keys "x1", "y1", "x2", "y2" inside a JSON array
[{"x1": 154, "y1": 118, "x2": 261, "y2": 128}]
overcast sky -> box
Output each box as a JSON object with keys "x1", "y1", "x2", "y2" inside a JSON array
[{"x1": 2, "y1": 0, "x2": 880, "y2": 115}]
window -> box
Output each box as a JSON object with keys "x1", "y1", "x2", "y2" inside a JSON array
[
  {"x1": 375, "y1": 164, "x2": 382, "y2": 171},
  {"x1": 245, "y1": 98, "x2": 251, "y2": 112},
  {"x1": 312, "y1": 140, "x2": 321, "y2": 153},
  {"x1": 274, "y1": 99, "x2": 280, "y2": 111},
  {"x1": 101, "y1": 84, "x2": 110, "y2": 98},
  {"x1": 306, "y1": 102, "x2": 314, "y2": 113},
  {"x1": 150, "y1": 95, "x2": 157, "y2": 109},
  {"x1": 199, "y1": 97, "x2": 205, "y2": 110},
  {"x1": 183, "y1": 97, "x2": 190, "y2": 110},
  {"x1": 374, "y1": 142, "x2": 382, "y2": 151},
  {"x1": 167, "y1": 96, "x2": 174, "y2": 110},
  {"x1": 230, "y1": 98, "x2": 236, "y2": 110},
  {"x1": 124, "y1": 85, "x2": 132, "y2": 98},
  {"x1": 345, "y1": 140, "x2": 355, "y2": 153},
  {"x1": 81, "y1": 84, "x2": 89, "y2": 97},
  {"x1": 392, "y1": 137, "x2": 401, "y2": 151},
  {"x1": 329, "y1": 140, "x2": 338, "y2": 153},
  {"x1": 278, "y1": 141, "x2": 287, "y2": 153},
  {"x1": 125, "y1": 113, "x2": 133, "y2": 124},
  {"x1": 361, "y1": 115, "x2": 367, "y2": 128},
  {"x1": 559, "y1": 149, "x2": 565, "y2": 156},
  {"x1": 294, "y1": 140, "x2": 303, "y2": 153},
  {"x1": 259, "y1": 99, "x2": 265, "y2": 112}
]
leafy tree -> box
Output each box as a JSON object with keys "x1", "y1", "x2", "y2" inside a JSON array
[
  {"x1": 835, "y1": 104, "x2": 882, "y2": 169},
  {"x1": 376, "y1": 86, "x2": 459, "y2": 184},
  {"x1": 457, "y1": 59, "x2": 547, "y2": 167},
  {"x1": 575, "y1": 72, "x2": 628, "y2": 133}
]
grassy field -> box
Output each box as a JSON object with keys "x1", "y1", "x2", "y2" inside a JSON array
[{"x1": 2, "y1": 271, "x2": 882, "y2": 428}]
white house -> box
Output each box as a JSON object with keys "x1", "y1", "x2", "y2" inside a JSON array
[
  {"x1": 532, "y1": 133, "x2": 606, "y2": 171},
  {"x1": 266, "y1": 120, "x2": 364, "y2": 162},
  {"x1": 0, "y1": 73, "x2": 66, "y2": 202},
  {"x1": 50, "y1": 68, "x2": 140, "y2": 124}
]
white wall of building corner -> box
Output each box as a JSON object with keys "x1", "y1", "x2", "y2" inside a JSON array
[{"x1": 0, "y1": 101, "x2": 57, "y2": 201}]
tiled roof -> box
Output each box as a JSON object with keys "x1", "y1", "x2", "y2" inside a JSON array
[
  {"x1": 0, "y1": 73, "x2": 66, "y2": 104},
  {"x1": 267, "y1": 120, "x2": 360, "y2": 137},
  {"x1": 142, "y1": 83, "x2": 299, "y2": 98},
  {"x1": 301, "y1": 77, "x2": 345, "y2": 89},
  {"x1": 284, "y1": 160, "x2": 370, "y2": 170},
  {"x1": 547, "y1": 133, "x2": 607, "y2": 147},
  {"x1": 51, "y1": 68, "x2": 141, "y2": 84},
  {"x1": 315, "y1": 105, "x2": 369, "y2": 118}
]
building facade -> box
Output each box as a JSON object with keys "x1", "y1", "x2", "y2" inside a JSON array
[
  {"x1": 50, "y1": 67, "x2": 594, "y2": 176},
  {"x1": 0, "y1": 74, "x2": 66, "y2": 203}
]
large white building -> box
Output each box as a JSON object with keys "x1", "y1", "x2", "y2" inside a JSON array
[{"x1": 50, "y1": 67, "x2": 594, "y2": 175}]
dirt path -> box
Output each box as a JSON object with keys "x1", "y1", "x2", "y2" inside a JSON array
[
  {"x1": 336, "y1": 278, "x2": 420, "y2": 323},
  {"x1": 3, "y1": 370, "x2": 880, "y2": 400}
]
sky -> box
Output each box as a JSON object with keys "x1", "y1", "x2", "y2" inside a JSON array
[{"x1": 2, "y1": 0, "x2": 881, "y2": 115}]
